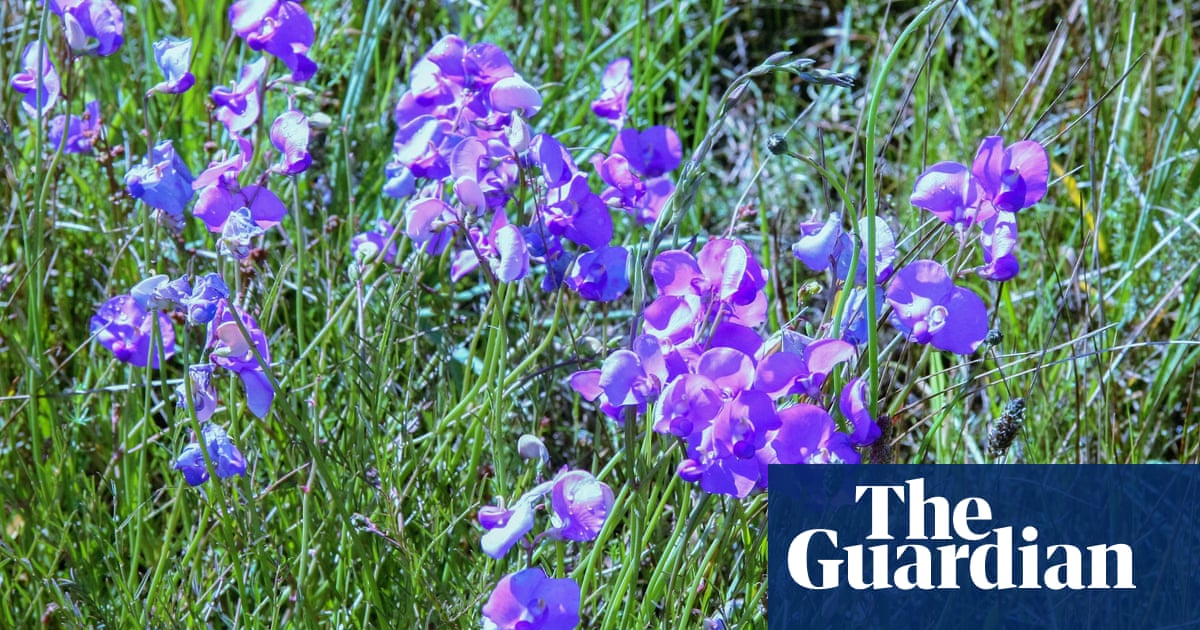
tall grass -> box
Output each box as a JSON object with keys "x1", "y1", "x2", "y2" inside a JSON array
[{"x1": 1, "y1": 0, "x2": 1197, "y2": 627}]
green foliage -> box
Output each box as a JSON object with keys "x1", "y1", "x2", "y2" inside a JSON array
[{"x1": 1, "y1": 0, "x2": 1197, "y2": 627}]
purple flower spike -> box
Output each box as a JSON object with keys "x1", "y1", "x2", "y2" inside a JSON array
[
  {"x1": 175, "y1": 364, "x2": 219, "y2": 423},
  {"x1": 174, "y1": 424, "x2": 247, "y2": 486},
  {"x1": 54, "y1": 0, "x2": 124, "y2": 56},
  {"x1": 482, "y1": 568, "x2": 581, "y2": 630},
  {"x1": 977, "y1": 210, "x2": 1020, "y2": 281},
  {"x1": 885, "y1": 260, "x2": 988, "y2": 355},
  {"x1": 972, "y1": 136, "x2": 1049, "y2": 213},
  {"x1": 591, "y1": 57, "x2": 632, "y2": 126},
  {"x1": 209, "y1": 300, "x2": 274, "y2": 418},
  {"x1": 229, "y1": 0, "x2": 318, "y2": 82},
  {"x1": 546, "y1": 470, "x2": 614, "y2": 542},
  {"x1": 270, "y1": 110, "x2": 312, "y2": 174},
  {"x1": 125, "y1": 140, "x2": 195, "y2": 228},
  {"x1": 48, "y1": 100, "x2": 102, "y2": 154},
  {"x1": 148, "y1": 38, "x2": 196, "y2": 95},
  {"x1": 11, "y1": 42, "x2": 61, "y2": 118},
  {"x1": 90, "y1": 294, "x2": 176, "y2": 368},
  {"x1": 565, "y1": 246, "x2": 629, "y2": 302},
  {"x1": 911, "y1": 161, "x2": 989, "y2": 229}
]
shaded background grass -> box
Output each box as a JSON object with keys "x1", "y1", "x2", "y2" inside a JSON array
[{"x1": 1, "y1": 0, "x2": 1198, "y2": 626}]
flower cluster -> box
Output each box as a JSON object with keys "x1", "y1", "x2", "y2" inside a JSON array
[
  {"x1": 354, "y1": 45, "x2": 682, "y2": 304},
  {"x1": 572, "y1": 238, "x2": 879, "y2": 498},
  {"x1": 478, "y1": 439, "x2": 612, "y2": 629},
  {"x1": 911, "y1": 136, "x2": 1049, "y2": 282}
]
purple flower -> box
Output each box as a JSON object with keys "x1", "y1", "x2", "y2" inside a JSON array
[
  {"x1": 976, "y1": 210, "x2": 1020, "y2": 281},
  {"x1": 911, "y1": 136, "x2": 1049, "y2": 230},
  {"x1": 130, "y1": 274, "x2": 191, "y2": 311},
  {"x1": 565, "y1": 246, "x2": 628, "y2": 302},
  {"x1": 182, "y1": 273, "x2": 230, "y2": 325},
  {"x1": 218, "y1": 207, "x2": 266, "y2": 259},
  {"x1": 610, "y1": 125, "x2": 682, "y2": 178},
  {"x1": 971, "y1": 136, "x2": 1049, "y2": 213},
  {"x1": 11, "y1": 41, "x2": 61, "y2": 117},
  {"x1": 212, "y1": 58, "x2": 267, "y2": 134},
  {"x1": 403, "y1": 197, "x2": 457, "y2": 255},
  {"x1": 792, "y1": 214, "x2": 896, "y2": 285},
  {"x1": 770, "y1": 403, "x2": 860, "y2": 464},
  {"x1": 517, "y1": 434, "x2": 550, "y2": 464},
  {"x1": 489, "y1": 74, "x2": 542, "y2": 116},
  {"x1": 229, "y1": 0, "x2": 317, "y2": 82},
  {"x1": 911, "y1": 161, "x2": 988, "y2": 230},
  {"x1": 52, "y1": 0, "x2": 124, "y2": 56},
  {"x1": 270, "y1": 109, "x2": 312, "y2": 174},
  {"x1": 350, "y1": 220, "x2": 397, "y2": 265},
  {"x1": 48, "y1": 100, "x2": 101, "y2": 154},
  {"x1": 838, "y1": 377, "x2": 881, "y2": 446},
  {"x1": 753, "y1": 339, "x2": 856, "y2": 400},
  {"x1": 480, "y1": 491, "x2": 543, "y2": 560},
  {"x1": 591, "y1": 57, "x2": 632, "y2": 126},
  {"x1": 570, "y1": 334, "x2": 666, "y2": 420},
  {"x1": 208, "y1": 300, "x2": 274, "y2": 418},
  {"x1": 545, "y1": 470, "x2": 614, "y2": 542},
  {"x1": 125, "y1": 140, "x2": 195, "y2": 227},
  {"x1": 175, "y1": 364, "x2": 219, "y2": 423},
  {"x1": 148, "y1": 37, "x2": 196, "y2": 95},
  {"x1": 90, "y1": 294, "x2": 176, "y2": 368},
  {"x1": 174, "y1": 423, "x2": 246, "y2": 486},
  {"x1": 482, "y1": 568, "x2": 581, "y2": 630},
  {"x1": 541, "y1": 173, "x2": 613, "y2": 250},
  {"x1": 885, "y1": 259, "x2": 988, "y2": 355}
]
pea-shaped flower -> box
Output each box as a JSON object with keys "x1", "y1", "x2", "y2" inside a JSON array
[
  {"x1": 482, "y1": 568, "x2": 581, "y2": 630},
  {"x1": 174, "y1": 423, "x2": 246, "y2": 486},
  {"x1": 885, "y1": 259, "x2": 988, "y2": 355}
]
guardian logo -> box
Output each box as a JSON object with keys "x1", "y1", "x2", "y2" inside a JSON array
[
  {"x1": 767, "y1": 466, "x2": 1200, "y2": 630},
  {"x1": 786, "y1": 478, "x2": 1134, "y2": 591}
]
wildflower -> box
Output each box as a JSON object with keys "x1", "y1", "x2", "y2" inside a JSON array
[
  {"x1": 482, "y1": 568, "x2": 581, "y2": 630},
  {"x1": 51, "y1": 0, "x2": 124, "y2": 57},
  {"x1": 350, "y1": 220, "x2": 398, "y2": 265},
  {"x1": 229, "y1": 0, "x2": 317, "y2": 82},
  {"x1": 911, "y1": 136, "x2": 1049, "y2": 231},
  {"x1": 885, "y1": 259, "x2": 988, "y2": 355},
  {"x1": 838, "y1": 377, "x2": 881, "y2": 446},
  {"x1": 175, "y1": 364, "x2": 219, "y2": 423},
  {"x1": 212, "y1": 58, "x2": 268, "y2": 134},
  {"x1": 148, "y1": 37, "x2": 196, "y2": 95},
  {"x1": 219, "y1": 207, "x2": 266, "y2": 259},
  {"x1": 517, "y1": 435, "x2": 550, "y2": 464},
  {"x1": 591, "y1": 57, "x2": 632, "y2": 127},
  {"x1": 208, "y1": 300, "x2": 274, "y2": 418},
  {"x1": 130, "y1": 274, "x2": 191, "y2": 311},
  {"x1": 47, "y1": 100, "x2": 101, "y2": 154},
  {"x1": 976, "y1": 210, "x2": 1020, "y2": 281},
  {"x1": 792, "y1": 214, "x2": 896, "y2": 285},
  {"x1": 10, "y1": 41, "x2": 61, "y2": 117},
  {"x1": 565, "y1": 246, "x2": 628, "y2": 302},
  {"x1": 489, "y1": 74, "x2": 542, "y2": 116},
  {"x1": 971, "y1": 137, "x2": 1049, "y2": 214},
  {"x1": 90, "y1": 294, "x2": 176, "y2": 368},
  {"x1": 270, "y1": 109, "x2": 312, "y2": 174},
  {"x1": 610, "y1": 126, "x2": 681, "y2": 178},
  {"x1": 545, "y1": 470, "x2": 614, "y2": 542},
  {"x1": 769, "y1": 403, "x2": 860, "y2": 464},
  {"x1": 125, "y1": 140, "x2": 195, "y2": 227},
  {"x1": 174, "y1": 423, "x2": 246, "y2": 486},
  {"x1": 193, "y1": 139, "x2": 288, "y2": 233},
  {"x1": 480, "y1": 492, "x2": 543, "y2": 560},
  {"x1": 182, "y1": 273, "x2": 230, "y2": 325}
]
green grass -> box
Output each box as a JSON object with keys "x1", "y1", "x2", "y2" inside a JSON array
[{"x1": 2, "y1": 0, "x2": 1198, "y2": 627}]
